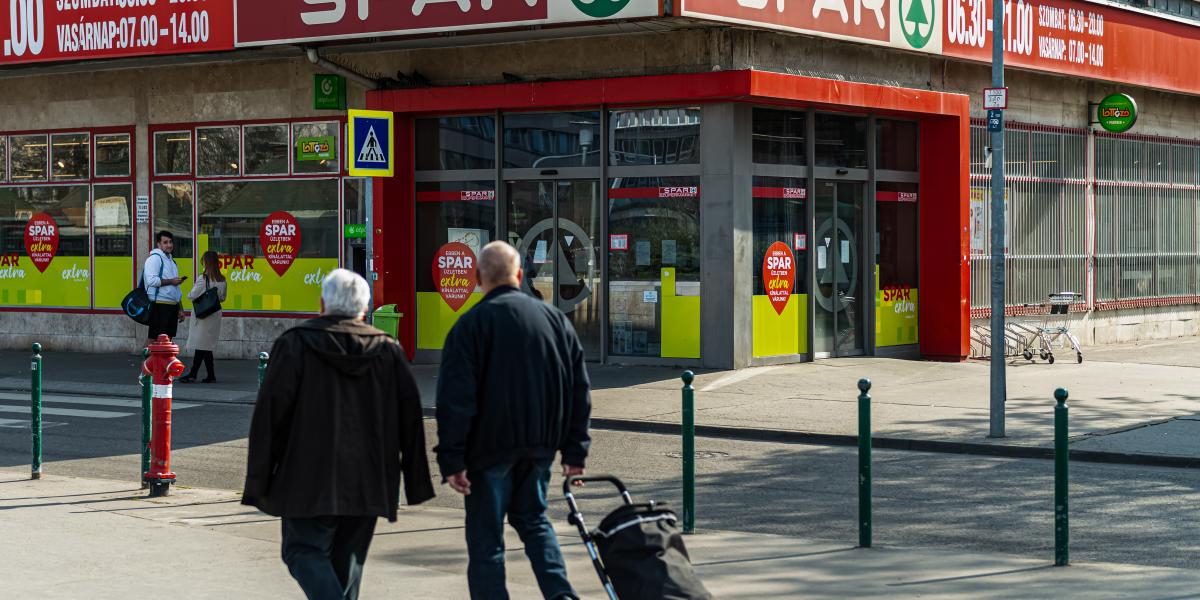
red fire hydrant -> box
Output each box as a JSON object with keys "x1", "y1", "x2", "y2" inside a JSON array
[{"x1": 142, "y1": 334, "x2": 186, "y2": 497}]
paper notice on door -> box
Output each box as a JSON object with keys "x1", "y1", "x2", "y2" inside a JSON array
[
  {"x1": 636, "y1": 241, "x2": 651, "y2": 266},
  {"x1": 841, "y1": 239, "x2": 850, "y2": 263},
  {"x1": 662, "y1": 240, "x2": 677, "y2": 265},
  {"x1": 817, "y1": 246, "x2": 828, "y2": 269},
  {"x1": 533, "y1": 240, "x2": 548, "y2": 264}
]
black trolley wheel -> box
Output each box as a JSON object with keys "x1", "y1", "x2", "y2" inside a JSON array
[{"x1": 1047, "y1": 354, "x2": 1056, "y2": 364}]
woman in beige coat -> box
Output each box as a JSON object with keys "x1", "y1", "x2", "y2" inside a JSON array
[{"x1": 181, "y1": 251, "x2": 228, "y2": 383}]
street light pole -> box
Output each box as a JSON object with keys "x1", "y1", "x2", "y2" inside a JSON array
[{"x1": 989, "y1": 0, "x2": 1007, "y2": 438}]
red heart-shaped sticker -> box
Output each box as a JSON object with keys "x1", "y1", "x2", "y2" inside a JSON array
[
  {"x1": 260, "y1": 212, "x2": 302, "y2": 276},
  {"x1": 762, "y1": 241, "x2": 795, "y2": 315},
  {"x1": 433, "y1": 242, "x2": 478, "y2": 312},
  {"x1": 24, "y1": 213, "x2": 59, "y2": 274}
]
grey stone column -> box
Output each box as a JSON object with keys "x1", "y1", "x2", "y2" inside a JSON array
[{"x1": 699, "y1": 103, "x2": 754, "y2": 369}]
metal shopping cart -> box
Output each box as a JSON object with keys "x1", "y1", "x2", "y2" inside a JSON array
[{"x1": 1015, "y1": 292, "x2": 1084, "y2": 364}]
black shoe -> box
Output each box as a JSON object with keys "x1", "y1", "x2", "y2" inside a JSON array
[
  {"x1": 201, "y1": 377, "x2": 217, "y2": 383},
  {"x1": 179, "y1": 376, "x2": 196, "y2": 384}
]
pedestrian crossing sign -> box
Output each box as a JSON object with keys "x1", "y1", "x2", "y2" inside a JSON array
[{"x1": 348, "y1": 109, "x2": 394, "y2": 177}]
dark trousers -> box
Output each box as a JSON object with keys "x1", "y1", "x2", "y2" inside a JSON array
[
  {"x1": 281, "y1": 516, "x2": 377, "y2": 600},
  {"x1": 464, "y1": 458, "x2": 575, "y2": 600},
  {"x1": 184, "y1": 350, "x2": 214, "y2": 380}
]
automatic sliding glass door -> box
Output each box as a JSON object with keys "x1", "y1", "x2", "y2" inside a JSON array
[{"x1": 814, "y1": 180, "x2": 866, "y2": 357}]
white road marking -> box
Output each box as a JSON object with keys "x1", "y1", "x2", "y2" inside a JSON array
[
  {"x1": 0, "y1": 405, "x2": 133, "y2": 419},
  {"x1": 700, "y1": 367, "x2": 781, "y2": 392},
  {"x1": 0, "y1": 418, "x2": 67, "y2": 429},
  {"x1": 0, "y1": 393, "x2": 198, "y2": 410}
]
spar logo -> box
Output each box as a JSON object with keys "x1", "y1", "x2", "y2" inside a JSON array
[
  {"x1": 571, "y1": 0, "x2": 631, "y2": 18},
  {"x1": 899, "y1": 0, "x2": 935, "y2": 49}
]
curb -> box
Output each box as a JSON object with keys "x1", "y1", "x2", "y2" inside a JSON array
[{"x1": 584, "y1": 417, "x2": 1200, "y2": 470}]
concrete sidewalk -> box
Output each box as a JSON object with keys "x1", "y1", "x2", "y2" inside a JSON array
[
  {"x1": 3, "y1": 468, "x2": 1198, "y2": 599},
  {"x1": 1, "y1": 337, "x2": 1199, "y2": 461}
]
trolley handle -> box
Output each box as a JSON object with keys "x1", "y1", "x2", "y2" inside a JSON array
[{"x1": 563, "y1": 474, "x2": 628, "y2": 497}]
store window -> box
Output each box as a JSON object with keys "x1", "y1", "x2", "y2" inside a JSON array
[
  {"x1": 753, "y1": 108, "x2": 806, "y2": 165},
  {"x1": 415, "y1": 116, "x2": 496, "y2": 170},
  {"x1": 95, "y1": 134, "x2": 131, "y2": 178},
  {"x1": 503, "y1": 111, "x2": 601, "y2": 168},
  {"x1": 877, "y1": 120, "x2": 918, "y2": 172},
  {"x1": 198, "y1": 126, "x2": 240, "y2": 177},
  {"x1": 608, "y1": 176, "x2": 701, "y2": 358},
  {"x1": 875, "y1": 181, "x2": 919, "y2": 346},
  {"x1": 414, "y1": 180, "x2": 496, "y2": 350},
  {"x1": 0, "y1": 185, "x2": 90, "y2": 307},
  {"x1": 0, "y1": 138, "x2": 6, "y2": 181},
  {"x1": 815, "y1": 114, "x2": 867, "y2": 168},
  {"x1": 609, "y1": 108, "x2": 700, "y2": 166},
  {"x1": 294, "y1": 122, "x2": 341, "y2": 175},
  {"x1": 10, "y1": 135, "x2": 47, "y2": 181},
  {"x1": 197, "y1": 179, "x2": 339, "y2": 312},
  {"x1": 154, "y1": 131, "x2": 192, "y2": 176},
  {"x1": 751, "y1": 176, "x2": 809, "y2": 357},
  {"x1": 94, "y1": 183, "x2": 134, "y2": 308},
  {"x1": 244, "y1": 124, "x2": 290, "y2": 175},
  {"x1": 51, "y1": 133, "x2": 89, "y2": 180}
]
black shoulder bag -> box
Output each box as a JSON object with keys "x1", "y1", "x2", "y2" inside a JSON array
[
  {"x1": 121, "y1": 256, "x2": 164, "y2": 325},
  {"x1": 193, "y1": 275, "x2": 222, "y2": 319}
]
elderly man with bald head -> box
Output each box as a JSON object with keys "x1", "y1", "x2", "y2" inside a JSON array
[{"x1": 435, "y1": 241, "x2": 592, "y2": 600}]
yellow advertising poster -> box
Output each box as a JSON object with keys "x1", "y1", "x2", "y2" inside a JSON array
[
  {"x1": 875, "y1": 266, "x2": 918, "y2": 347},
  {"x1": 197, "y1": 235, "x2": 331, "y2": 313},
  {"x1": 0, "y1": 254, "x2": 90, "y2": 307},
  {"x1": 752, "y1": 294, "x2": 808, "y2": 357},
  {"x1": 94, "y1": 256, "x2": 135, "y2": 309}
]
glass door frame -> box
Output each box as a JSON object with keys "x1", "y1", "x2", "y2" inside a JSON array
[
  {"x1": 813, "y1": 179, "x2": 868, "y2": 357},
  {"x1": 498, "y1": 109, "x2": 608, "y2": 360}
]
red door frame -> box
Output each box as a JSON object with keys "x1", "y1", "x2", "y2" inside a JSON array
[{"x1": 368, "y1": 69, "x2": 970, "y2": 361}]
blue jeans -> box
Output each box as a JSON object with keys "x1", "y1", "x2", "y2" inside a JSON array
[{"x1": 465, "y1": 458, "x2": 576, "y2": 600}]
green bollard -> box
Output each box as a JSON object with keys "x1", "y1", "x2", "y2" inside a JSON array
[
  {"x1": 858, "y1": 378, "x2": 872, "y2": 548},
  {"x1": 31, "y1": 343, "x2": 43, "y2": 480},
  {"x1": 1054, "y1": 388, "x2": 1069, "y2": 567},
  {"x1": 140, "y1": 348, "x2": 152, "y2": 489},
  {"x1": 258, "y1": 352, "x2": 270, "y2": 390},
  {"x1": 681, "y1": 370, "x2": 695, "y2": 534}
]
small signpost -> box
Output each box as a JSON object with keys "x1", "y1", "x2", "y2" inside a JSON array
[
  {"x1": 983, "y1": 87, "x2": 1008, "y2": 110},
  {"x1": 1096, "y1": 93, "x2": 1137, "y2": 133},
  {"x1": 987, "y1": 109, "x2": 1003, "y2": 133},
  {"x1": 314, "y1": 74, "x2": 346, "y2": 110}
]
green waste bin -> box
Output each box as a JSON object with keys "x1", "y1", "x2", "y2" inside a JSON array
[{"x1": 372, "y1": 304, "x2": 403, "y2": 338}]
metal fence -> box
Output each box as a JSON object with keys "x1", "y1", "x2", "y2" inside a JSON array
[{"x1": 969, "y1": 123, "x2": 1200, "y2": 315}]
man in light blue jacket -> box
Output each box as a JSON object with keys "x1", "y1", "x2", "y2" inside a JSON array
[{"x1": 144, "y1": 231, "x2": 187, "y2": 346}]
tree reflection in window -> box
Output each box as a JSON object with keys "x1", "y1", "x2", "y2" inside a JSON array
[{"x1": 197, "y1": 126, "x2": 240, "y2": 177}]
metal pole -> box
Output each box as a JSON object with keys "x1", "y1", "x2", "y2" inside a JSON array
[
  {"x1": 258, "y1": 352, "x2": 270, "y2": 390},
  {"x1": 31, "y1": 343, "x2": 42, "y2": 480},
  {"x1": 1054, "y1": 388, "x2": 1070, "y2": 566},
  {"x1": 365, "y1": 177, "x2": 376, "y2": 323},
  {"x1": 141, "y1": 348, "x2": 152, "y2": 489},
  {"x1": 681, "y1": 370, "x2": 695, "y2": 534},
  {"x1": 989, "y1": 0, "x2": 1008, "y2": 438},
  {"x1": 858, "y1": 378, "x2": 872, "y2": 548}
]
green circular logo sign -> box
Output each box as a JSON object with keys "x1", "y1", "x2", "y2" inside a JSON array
[
  {"x1": 571, "y1": 0, "x2": 632, "y2": 18},
  {"x1": 900, "y1": 0, "x2": 935, "y2": 50},
  {"x1": 1098, "y1": 93, "x2": 1137, "y2": 133}
]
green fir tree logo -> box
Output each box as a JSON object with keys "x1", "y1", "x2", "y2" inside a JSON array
[
  {"x1": 901, "y1": 0, "x2": 935, "y2": 49},
  {"x1": 571, "y1": 0, "x2": 632, "y2": 19}
]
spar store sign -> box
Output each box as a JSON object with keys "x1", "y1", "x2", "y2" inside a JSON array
[
  {"x1": 1, "y1": 0, "x2": 234, "y2": 66},
  {"x1": 260, "y1": 212, "x2": 301, "y2": 277},
  {"x1": 762, "y1": 241, "x2": 795, "y2": 315},
  {"x1": 234, "y1": 0, "x2": 662, "y2": 46}
]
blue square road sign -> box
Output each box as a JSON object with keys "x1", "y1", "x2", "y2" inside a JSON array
[
  {"x1": 986, "y1": 109, "x2": 1003, "y2": 133},
  {"x1": 349, "y1": 109, "x2": 394, "y2": 177}
]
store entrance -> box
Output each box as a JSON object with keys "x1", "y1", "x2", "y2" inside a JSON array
[
  {"x1": 506, "y1": 179, "x2": 603, "y2": 357},
  {"x1": 814, "y1": 180, "x2": 866, "y2": 357}
]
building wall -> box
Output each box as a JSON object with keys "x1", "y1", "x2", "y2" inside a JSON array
[{"x1": 1, "y1": 25, "x2": 1197, "y2": 356}]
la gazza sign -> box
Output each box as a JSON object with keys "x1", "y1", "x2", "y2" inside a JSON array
[{"x1": 234, "y1": 0, "x2": 662, "y2": 46}]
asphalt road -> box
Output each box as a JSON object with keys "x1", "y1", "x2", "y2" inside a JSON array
[{"x1": 1, "y1": 393, "x2": 1198, "y2": 570}]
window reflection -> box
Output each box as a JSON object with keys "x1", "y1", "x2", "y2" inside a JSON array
[
  {"x1": 753, "y1": 109, "x2": 806, "y2": 165},
  {"x1": 51, "y1": 133, "x2": 90, "y2": 180},
  {"x1": 197, "y1": 126, "x2": 240, "y2": 177},
  {"x1": 155, "y1": 131, "x2": 192, "y2": 176},
  {"x1": 95, "y1": 134, "x2": 131, "y2": 177},
  {"x1": 503, "y1": 112, "x2": 600, "y2": 168},
  {"x1": 153, "y1": 182, "x2": 195, "y2": 259},
  {"x1": 10, "y1": 135, "x2": 48, "y2": 181},
  {"x1": 244, "y1": 124, "x2": 289, "y2": 175},
  {"x1": 415, "y1": 116, "x2": 496, "y2": 170},
  {"x1": 198, "y1": 180, "x2": 339, "y2": 258},
  {"x1": 294, "y1": 122, "x2": 341, "y2": 174},
  {"x1": 815, "y1": 114, "x2": 867, "y2": 168},
  {"x1": 609, "y1": 108, "x2": 700, "y2": 166}
]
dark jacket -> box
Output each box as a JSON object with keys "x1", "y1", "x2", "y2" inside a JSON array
[
  {"x1": 242, "y1": 316, "x2": 434, "y2": 521},
  {"x1": 435, "y1": 285, "x2": 592, "y2": 477}
]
